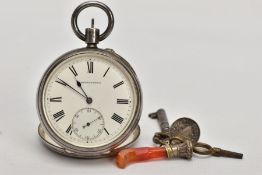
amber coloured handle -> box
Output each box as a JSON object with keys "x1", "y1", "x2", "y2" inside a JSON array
[{"x1": 116, "y1": 147, "x2": 167, "y2": 168}]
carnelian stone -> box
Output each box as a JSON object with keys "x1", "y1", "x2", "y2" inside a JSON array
[{"x1": 116, "y1": 147, "x2": 167, "y2": 168}]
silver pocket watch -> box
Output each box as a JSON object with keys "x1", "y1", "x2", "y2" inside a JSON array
[{"x1": 37, "y1": 1, "x2": 142, "y2": 158}]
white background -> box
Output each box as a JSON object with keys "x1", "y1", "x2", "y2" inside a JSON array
[{"x1": 0, "y1": 0, "x2": 261, "y2": 174}]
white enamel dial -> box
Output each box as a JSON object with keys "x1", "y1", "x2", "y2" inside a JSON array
[{"x1": 41, "y1": 52, "x2": 138, "y2": 148}]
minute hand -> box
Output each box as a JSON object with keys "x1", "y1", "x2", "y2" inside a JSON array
[{"x1": 57, "y1": 78, "x2": 86, "y2": 99}]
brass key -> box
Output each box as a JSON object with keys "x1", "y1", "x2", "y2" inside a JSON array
[{"x1": 193, "y1": 142, "x2": 243, "y2": 159}]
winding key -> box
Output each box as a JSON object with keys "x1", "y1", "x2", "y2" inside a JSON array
[{"x1": 149, "y1": 109, "x2": 170, "y2": 133}]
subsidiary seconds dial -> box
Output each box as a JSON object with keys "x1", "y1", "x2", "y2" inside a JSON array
[
  {"x1": 72, "y1": 108, "x2": 104, "y2": 141},
  {"x1": 43, "y1": 52, "x2": 137, "y2": 148}
]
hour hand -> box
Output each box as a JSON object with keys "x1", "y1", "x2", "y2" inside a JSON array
[{"x1": 76, "y1": 80, "x2": 93, "y2": 104}]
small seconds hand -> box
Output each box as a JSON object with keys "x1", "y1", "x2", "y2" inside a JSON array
[{"x1": 83, "y1": 116, "x2": 101, "y2": 128}]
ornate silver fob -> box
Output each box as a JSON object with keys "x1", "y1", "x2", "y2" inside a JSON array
[{"x1": 37, "y1": 1, "x2": 142, "y2": 158}]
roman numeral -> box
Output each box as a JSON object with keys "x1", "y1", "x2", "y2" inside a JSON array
[
  {"x1": 117, "y1": 99, "x2": 129, "y2": 104},
  {"x1": 87, "y1": 61, "x2": 94, "y2": 73},
  {"x1": 66, "y1": 124, "x2": 72, "y2": 135},
  {"x1": 111, "y1": 113, "x2": 124, "y2": 124},
  {"x1": 113, "y1": 81, "x2": 124, "y2": 89},
  {"x1": 55, "y1": 78, "x2": 67, "y2": 86},
  {"x1": 50, "y1": 97, "x2": 62, "y2": 102},
  {"x1": 103, "y1": 67, "x2": 110, "y2": 77},
  {"x1": 53, "y1": 110, "x2": 65, "y2": 122},
  {"x1": 104, "y1": 128, "x2": 109, "y2": 135},
  {"x1": 69, "y1": 65, "x2": 78, "y2": 76}
]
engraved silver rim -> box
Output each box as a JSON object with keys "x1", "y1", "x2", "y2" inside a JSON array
[{"x1": 38, "y1": 124, "x2": 141, "y2": 158}]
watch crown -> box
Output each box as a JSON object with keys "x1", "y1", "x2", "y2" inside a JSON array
[{"x1": 85, "y1": 18, "x2": 100, "y2": 47}]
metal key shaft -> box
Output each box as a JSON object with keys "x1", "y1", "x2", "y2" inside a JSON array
[
  {"x1": 193, "y1": 142, "x2": 243, "y2": 159},
  {"x1": 149, "y1": 109, "x2": 170, "y2": 133}
]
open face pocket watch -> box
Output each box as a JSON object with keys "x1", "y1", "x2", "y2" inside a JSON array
[{"x1": 37, "y1": 1, "x2": 142, "y2": 158}]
